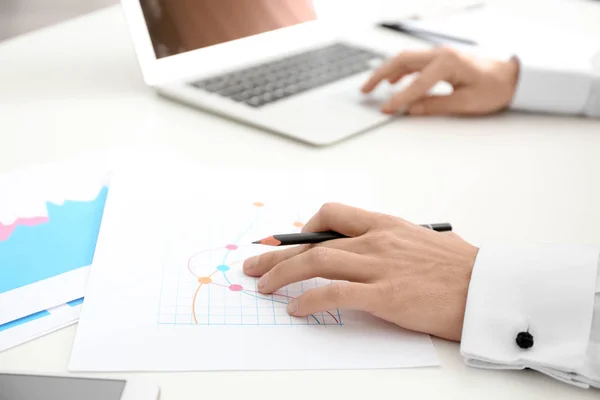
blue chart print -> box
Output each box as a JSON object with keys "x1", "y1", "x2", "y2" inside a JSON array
[
  {"x1": 157, "y1": 201, "x2": 343, "y2": 327},
  {"x1": 0, "y1": 187, "x2": 108, "y2": 294}
]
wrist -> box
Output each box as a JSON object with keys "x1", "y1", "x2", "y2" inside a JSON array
[
  {"x1": 451, "y1": 243, "x2": 479, "y2": 342},
  {"x1": 502, "y1": 57, "x2": 520, "y2": 104}
]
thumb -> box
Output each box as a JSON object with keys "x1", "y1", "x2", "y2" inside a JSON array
[{"x1": 407, "y1": 92, "x2": 473, "y2": 116}]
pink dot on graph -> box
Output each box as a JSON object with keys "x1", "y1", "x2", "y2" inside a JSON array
[
  {"x1": 229, "y1": 284, "x2": 243, "y2": 292},
  {"x1": 225, "y1": 244, "x2": 238, "y2": 250}
]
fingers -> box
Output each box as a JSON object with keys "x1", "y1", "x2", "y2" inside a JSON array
[
  {"x1": 381, "y1": 56, "x2": 451, "y2": 114},
  {"x1": 286, "y1": 282, "x2": 371, "y2": 317},
  {"x1": 387, "y1": 69, "x2": 408, "y2": 84},
  {"x1": 244, "y1": 245, "x2": 308, "y2": 277},
  {"x1": 361, "y1": 50, "x2": 437, "y2": 93},
  {"x1": 302, "y1": 202, "x2": 377, "y2": 237},
  {"x1": 257, "y1": 247, "x2": 377, "y2": 294},
  {"x1": 407, "y1": 91, "x2": 477, "y2": 116},
  {"x1": 243, "y1": 236, "x2": 361, "y2": 277}
]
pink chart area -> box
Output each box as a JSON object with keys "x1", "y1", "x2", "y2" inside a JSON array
[{"x1": 0, "y1": 216, "x2": 49, "y2": 241}]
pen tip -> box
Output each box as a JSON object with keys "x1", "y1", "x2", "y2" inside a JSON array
[{"x1": 252, "y1": 240, "x2": 261, "y2": 244}]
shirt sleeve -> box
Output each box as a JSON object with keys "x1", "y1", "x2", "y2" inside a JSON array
[
  {"x1": 459, "y1": 243, "x2": 600, "y2": 389},
  {"x1": 509, "y1": 51, "x2": 600, "y2": 118}
]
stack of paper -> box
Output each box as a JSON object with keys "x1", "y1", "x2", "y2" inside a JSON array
[{"x1": 0, "y1": 159, "x2": 109, "y2": 352}]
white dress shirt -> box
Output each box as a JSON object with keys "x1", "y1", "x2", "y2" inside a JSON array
[
  {"x1": 510, "y1": 51, "x2": 600, "y2": 118},
  {"x1": 459, "y1": 52, "x2": 600, "y2": 389}
]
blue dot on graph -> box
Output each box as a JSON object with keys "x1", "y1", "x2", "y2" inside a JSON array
[{"x1": 217, "y1": 265, "x2": 230, "y2": 272}]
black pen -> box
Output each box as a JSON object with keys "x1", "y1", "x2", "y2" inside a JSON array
[
  {"x1": 379, "y1": 22, "x2": 477, "y2": 46},
  {"x1": 252, "y1": 223, "x2": 452, "y2": 246}
]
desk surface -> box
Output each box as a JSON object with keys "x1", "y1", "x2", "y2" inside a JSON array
[{"x1": 1, "y1": 2, "x2": 599, "y2": 399}]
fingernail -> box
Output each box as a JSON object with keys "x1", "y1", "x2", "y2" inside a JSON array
[
  {"x1": 381, "y1": 105, "x2": 394, "y2": 114},
  {"x1": 287, "y1": 299, "x2": 298, "y2": 315},
  {"x1": 258, "y1": 275, "x2": 268, "y2": 290},
  {"x1": 410, "y1": 104, "x2": 425, "y2": 115},
  {"x1": 244, "y1": 256, "x2": 258, "y2": 270}
]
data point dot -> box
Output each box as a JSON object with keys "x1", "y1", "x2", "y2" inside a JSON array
[
  {"x1": 229, "y1": 284, "x2": 243, "y2": 292},
  {"x1": 198, "y1": 276, "x2": 212, "y2": 284},
  {"x1": 225, "y1": 244, "x2": 238, "y2": 250},
  {"x1": 216, "y1": 265, "x2": 230, "y2": 272}
]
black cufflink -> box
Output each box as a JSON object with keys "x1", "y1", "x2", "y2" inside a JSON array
[{"x1": 516, "y1": 331, "x2": 534, "y2": 349}]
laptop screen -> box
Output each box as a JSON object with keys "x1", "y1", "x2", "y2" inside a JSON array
[{"x1": 139, "y1": 0, "x2": 318, "y2": 59}]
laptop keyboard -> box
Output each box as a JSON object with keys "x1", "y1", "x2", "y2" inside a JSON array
[{"x1": 190, "y1": 43, "x2": 384, "y2": 108}]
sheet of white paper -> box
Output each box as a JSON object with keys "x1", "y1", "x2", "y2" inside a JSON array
[
  {"x1": 0, "y1": 299, "x2": 82, "y2": 353},
  {"x1": 0, "y1": 158, "x2": 109, "y2": 324},
  {"x1": 69, "y1": 160, "x2": 439, "y2": 372}
]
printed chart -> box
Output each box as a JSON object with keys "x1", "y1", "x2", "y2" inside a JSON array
[
  {"x1": 68, "y1": 166, "x2": 440, "y2": 372},
  {"x1": 158, "y1": 201, "x2": 342, "y2": 326},
  {"x1": 0, "y1": 158, "x2": 109, "y2": 351},
  {"x1": 0, "y1": 186, "x2": 108, "y2": 294}
]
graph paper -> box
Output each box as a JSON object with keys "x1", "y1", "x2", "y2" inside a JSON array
[{"x1": 158, "y1": 201, "x2": 342, "y2": 327}]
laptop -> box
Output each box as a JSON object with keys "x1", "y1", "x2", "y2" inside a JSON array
[{"x1": 120, "y1": 0, "x2": 403, "y2": 145}]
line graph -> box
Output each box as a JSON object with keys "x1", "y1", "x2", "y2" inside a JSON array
[
  {"x1": 0, "y1": 186, "x2": 108, "y2": 294},
  {"x1": 158, "y1": 201, "x2": 342, "y2": 326}
]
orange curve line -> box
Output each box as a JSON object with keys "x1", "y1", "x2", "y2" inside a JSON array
[{"x1": 192, "y1": 283, "x2": 204, "y2": 324}]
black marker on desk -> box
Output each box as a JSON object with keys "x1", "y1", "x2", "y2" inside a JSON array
[{"x1": 252, "y1": 223, "x2": 452, "y2": 246}]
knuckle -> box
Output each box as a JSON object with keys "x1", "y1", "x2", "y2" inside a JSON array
[
  {"x1": 376, "y1": 281, "x2": 400, "y2": 298},
  {"x1": 261, "y1": 250, "x2": 276, "y2": 264},
  {"x1": 249, "y1": 252, "x2": 267, "y2": 270},
  {"x1": 308, "y1": 246, "x2": 330, "y2": 263},
  {"x1": 395, "y1": 49, "x2": 418, "y2": 58},
  {"x1": 366, "y1": 230, "x2": 389, "y2": 246},
  {"x1": 319, "y1": 202, "x2": 340, "y2": 216},
  {"x1": 299, "y1": 243, "x2": 314, "y2": 252},
  {"x1": 437, "y1": 46, "x2": 458, "y2": 59},
  {"x1": 393, "y1": 50, "x2": 407, "y2": 60},
  {"x1": 328, "y1": 282, "x2": 346, "y2": 303},
  {"x1": 376, "y1": 213, "x2": 401, "y2": 228},
  {"x1": 267, "y1": 252, "x2": 287, "y2": 269},
  {"x1": 438, "y1": 49, "x2": 460, "y2": 68},
  {"x1": 321, "y1": 201, "x2": 340, "y2": 212},
  {"x1": 267, "y1": 261, "x2": 284, "y2": 279}
]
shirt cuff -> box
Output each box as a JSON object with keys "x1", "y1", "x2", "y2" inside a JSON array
[
  {"x1": 510, "y1": 55, "x2": 594, "y2": 116},
  {"x1": 460, "y1": 243, "x2": 600, "y2": 385}
]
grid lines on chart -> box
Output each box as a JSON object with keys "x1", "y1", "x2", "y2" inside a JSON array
[{"x1": 158, "y1": 201, "x2": 342, "y2": 326}]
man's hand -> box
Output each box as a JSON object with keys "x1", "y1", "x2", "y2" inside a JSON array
[
  {"x1": 361, "y1": 47, "x2": 519, "y2": 116},
  {"x1": 243, "y1": 203, "x2": 479, "y2": 342}
]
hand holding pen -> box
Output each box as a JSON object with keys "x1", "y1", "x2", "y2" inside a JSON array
[{"x1": 243, "y1": 202, "x2": 479, "y2": 342}]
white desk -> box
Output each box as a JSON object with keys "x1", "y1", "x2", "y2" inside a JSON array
[{"x1": 1, "y1": 2, "x2": 599, "y2": 399}]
